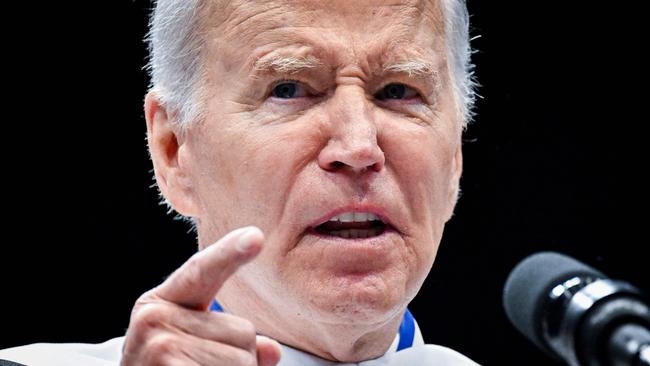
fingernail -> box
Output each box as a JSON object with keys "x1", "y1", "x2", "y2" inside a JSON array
[{"x1": 236, "y1": 227, "x2": 261, "y2": 253}]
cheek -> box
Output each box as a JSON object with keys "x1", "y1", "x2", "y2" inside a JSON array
[
  {"x1": 239, "y1": 124, "x2": 324, "y2": 218},
  {"x1": 383, "y1": 126, "x2": 457, "y2": 224},
  {"x1": 379, "y1": 122, "x2": 458, "y2": 281},
  {"x1": 192, "y1": 119, "x2": 324, "y2": 240}
]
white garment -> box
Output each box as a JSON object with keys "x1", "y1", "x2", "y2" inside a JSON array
[{"x1": 0, "y1": 320, "x2": 479, "y2": 365}]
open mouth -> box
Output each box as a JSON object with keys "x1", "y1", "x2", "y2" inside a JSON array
[{"x1": 313, "y1": 212, "x2": 387, "y2": 239}]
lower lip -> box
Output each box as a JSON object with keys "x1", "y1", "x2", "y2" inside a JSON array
[
  {"x1": 305, "y1": 226, "x2": 397, "y2": 245},
  {"x1": 300, "y1": 228, "x2": 400, "y2": 273}
]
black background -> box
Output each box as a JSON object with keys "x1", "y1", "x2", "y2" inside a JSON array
[{"x1": 2, "y1": 1, "x2": 647, "y2": 365}]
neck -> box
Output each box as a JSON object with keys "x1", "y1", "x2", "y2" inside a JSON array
[
  {"x1": 254, "y1": 304, "x2": 405, "y2": 362},
  {"x1": 216, "y1": 277, "x2": 407, "y2": 362},
  {"x1": 288, "y1": 316, "x2": 404, "y2": 362}
]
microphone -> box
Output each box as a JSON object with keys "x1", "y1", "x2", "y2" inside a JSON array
[{"x1": 503, "y1": 252, "x2": 650, "y2": 366}]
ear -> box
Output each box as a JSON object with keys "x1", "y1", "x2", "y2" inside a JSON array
[
  {"x1": 444, "y1": 143, "x2": 463, "y2": 222},
  {"x1": 144, "y1": 91, "x2": 199, "y2": 217}
]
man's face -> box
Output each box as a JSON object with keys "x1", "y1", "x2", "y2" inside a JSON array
[{"x1": 180, "y1": 0, "x2": 462, "y2": 332}]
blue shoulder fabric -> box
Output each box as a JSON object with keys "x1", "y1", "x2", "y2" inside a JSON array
[
  {"x1": 209, "y1": 300, "x2": 224, "y2": 312},
  {"x1": 396, "y1": 308, "x2": 415, "y2": 351}
]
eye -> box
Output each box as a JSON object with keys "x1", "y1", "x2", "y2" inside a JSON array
[
  {"x1": 375, "y1": 83, "x2": 419, "y2": 101},
  {"x1": 271, "y1": 81, "x2": 308, "y2": 99}
]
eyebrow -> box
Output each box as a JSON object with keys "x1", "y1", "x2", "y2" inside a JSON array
[
  {"x1": 382, "y1": 59, "x2": 437, "y2": 79},
  {"x1": 251, "y1": 50, "x2": 441, "y2": 88},
  {"x1": 253, "y1": 54, "x2": 322, "y2": 75}
]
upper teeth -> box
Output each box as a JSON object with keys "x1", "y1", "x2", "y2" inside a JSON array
[{"x1": 328, "y1": 212, "x2": 381, "y2": 223}]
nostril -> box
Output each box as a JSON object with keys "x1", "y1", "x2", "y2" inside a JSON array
[
  {"x1": 327, "y1": 161, "x2": 384, "y2": 173},
  {"x1": 369, "y1": 161, "x2": 383, "y2": 172}
]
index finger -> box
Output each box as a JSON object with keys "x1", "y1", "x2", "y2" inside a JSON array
[{"x1": 154, "y1": 226, "x2": 264, "y2": 310}]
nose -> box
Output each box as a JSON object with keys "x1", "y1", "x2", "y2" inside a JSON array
[{"x1": 317, "y1": 87, "x2": 385, "y2": 174}]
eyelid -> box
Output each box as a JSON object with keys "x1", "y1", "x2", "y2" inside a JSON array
[
  {"x1": 268, "y1": 79, "x2": 313, "y2": 98},
  {"x1": 271, "y1": 78, "x2": 299, "y2": 88},
  {"x1": 374, "y1": 82, "x2": 424, "y2": 101}
]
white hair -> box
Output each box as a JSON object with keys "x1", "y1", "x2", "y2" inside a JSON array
[
  {"x1": 442, "y1": 0, "x2": 478, "y2": 126},
  {"x1": 146, "y1": 0, "x2": 477, "y2": 128},
  {"x1": 145, "y1": 0, "x2": 206, "y2": 130}
]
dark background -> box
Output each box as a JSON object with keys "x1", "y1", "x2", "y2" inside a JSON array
[{"x1": 2, "y1": 1, "x2": 647, "y2": 365}]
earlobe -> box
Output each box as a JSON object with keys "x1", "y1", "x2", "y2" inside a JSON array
[{"x1": 144, "y1": 92, "x2": 199, "y2": 217}]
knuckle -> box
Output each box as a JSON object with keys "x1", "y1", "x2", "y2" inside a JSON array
[
  {"x1": 131, "y1": 304, "x2": 172, "y2": 334},
  {"x1": 147, "y1": 333, "x2": 178, "y2": 356},
  {"x1": 224, "y1": 316, "x2": 257, "y2": 349},
  {"x1": 237, "y1": 318, "x2": 257, "y2": 339},
  {"x1": 135, "y1": 288, "x2": 157, "y2": 304}
]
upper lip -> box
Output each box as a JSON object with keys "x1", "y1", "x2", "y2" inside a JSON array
[{"x1": 309, "y1": 205, "x2": 394, "y2": 230}]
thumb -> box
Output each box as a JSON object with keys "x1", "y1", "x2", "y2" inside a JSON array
[{"x1": 256, "y1": 335, "x2": 282, "y2": 366}]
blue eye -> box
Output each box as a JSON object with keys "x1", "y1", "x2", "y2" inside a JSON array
[
  {"x1": 271, "y1": 81, "x2": 307, "y2": 99},
  {"x1": 375, "y1": 83, "x2": 419, "y2": 100}
]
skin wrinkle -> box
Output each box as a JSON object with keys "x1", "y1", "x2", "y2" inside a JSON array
[
  {"x1": 253, "y1": 53, "x2": 442, "y2": 92},
  {"x1": 150, "y1": 0, "x2": 464, "y2": 362},
  {"x1": 245, "y1": 48, "x2": 444, "y2": 116},
  {"x1": 230, "y1": 3, "x2": 287, "y2": 30},
  {"x1": 155, "y1": 0, "x2": 465, "y2": 137},
  {"x1": 257, "y1": 127, "x2": 315, "y2": 231},
  {"x1": 214, "y1": 1, "x2": 441, "y2": 76},
  {"x1": 217, "y1": 3, "x2": 300, "y2": 47}
]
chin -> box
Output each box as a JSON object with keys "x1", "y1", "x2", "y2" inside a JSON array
[{"x1": 303, "y1": 272, "x2": 406, "y2": 324}]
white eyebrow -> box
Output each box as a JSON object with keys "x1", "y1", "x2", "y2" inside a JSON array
[
  {"x1": 383, "y1": 58, "x2": 437, "y2": 78},
  {"x1": 253, "y1": 54, "x2": 322, "y2": 74},
  {"x1": 251, "y1": 52, "x2": 440, "y2": 88}
]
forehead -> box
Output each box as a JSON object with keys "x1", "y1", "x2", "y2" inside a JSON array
[{"x1": 207, "y1": 0, "x2": 445, "y2": 69}]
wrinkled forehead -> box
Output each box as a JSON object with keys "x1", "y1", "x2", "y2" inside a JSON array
[
  {"x1": 204, "y1": 0, "x2": 446, "y2": 67},
  {"x1": 212, "y1": 0, "x2": 443, "y2": 29}
]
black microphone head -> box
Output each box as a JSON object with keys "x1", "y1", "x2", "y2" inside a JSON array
[{"x1": 502, "y1": 251, "x2": 605, "y2": 356}]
